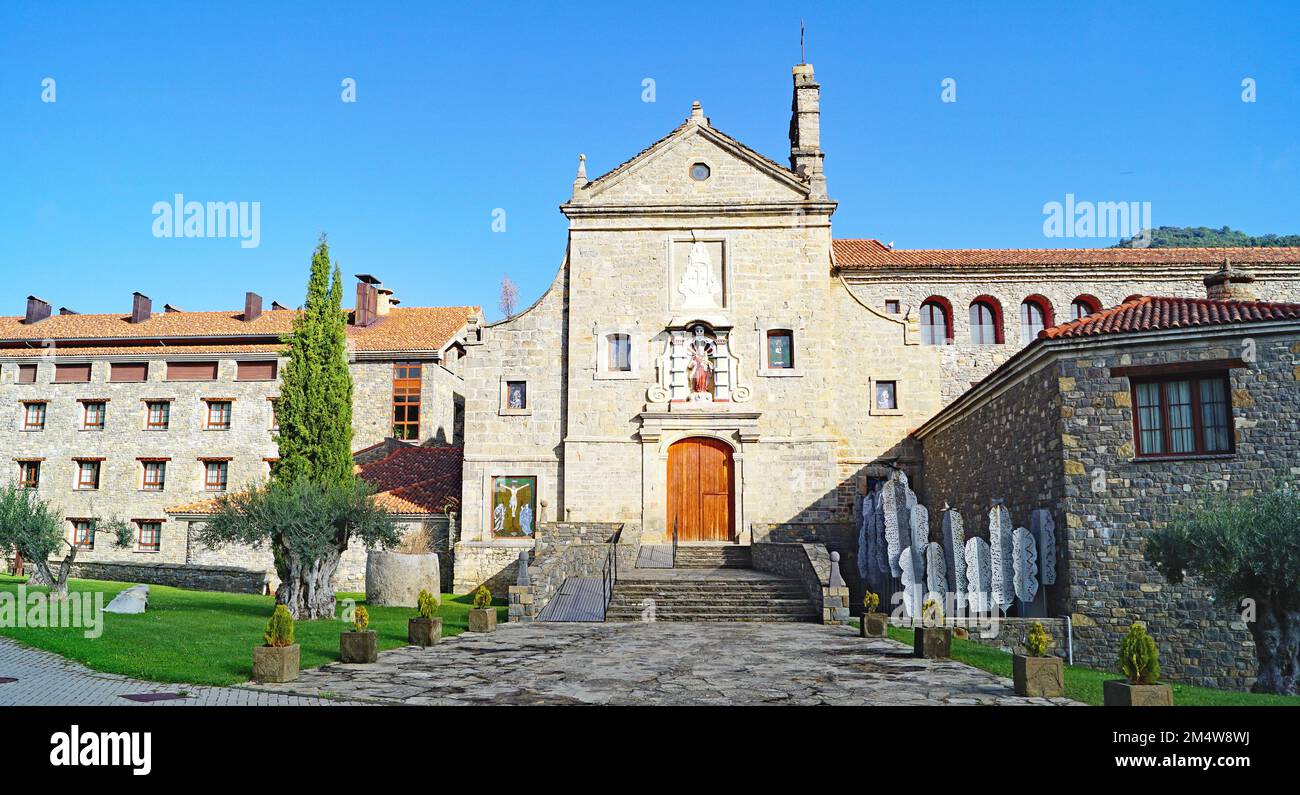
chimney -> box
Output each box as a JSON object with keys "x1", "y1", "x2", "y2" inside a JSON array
[
  {"x1": 354, "y1": 274, "x2": 380, "y2": 327},
  {"x1": 271, "y1": 301, "x2": 289, "y2": 311},
  {"x1": 376, "y1": 287, "x2": 394, "y2": 317},
  {"x1": 59, "y1": 307, "x2": 79, "y2": 315},
  {"x1": 164, "y1": 303, "x2": 183, "y2": 313},
  {"x1": 789, "y1": 63, "x2": 827, "y2": 198},
  {"x1": 24, "y1": 296, "x2": 51, "y2": 324},
  {"x1": 244, "y1": 291, "x2": 263, "y2": 322},
  {"x1": 130, "y1": 292, "x2": 152, "y2": 323},
  {"x1": 1204, "y1": 258, "x2": 1257, "y2": 301}
]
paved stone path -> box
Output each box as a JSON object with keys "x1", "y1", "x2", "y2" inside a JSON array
[
  {"x1": 251, "y1": 621, "x2": 1081, "y2": 706},
  {"x1": 0, "y1": 637, "x2": 356, "y2": 706}
]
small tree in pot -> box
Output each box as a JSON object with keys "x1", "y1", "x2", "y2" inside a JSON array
[
  {"x1": 1104, "y1": 622, "x2": 1172, "y2": 706},
  {"x1": 340, "y1": 605, "x2": 378, "y2": 663},
  {"x1": 253, "y1": 605, "x2": 299, "y2": 683},
  {"x1": 468, "y1": 585, "x2": 496, "y2": 633},
  {"x1": 913, "y1": 597, "x2": 951, "y2": 658},
  {"x1": 860, "y1": 591, "x2": 888, "y2": 638},
  {"x1": 1013, "y1": 621, "x2": 1065, "y2": 697},
  {"x1": 409, "y1": 589, "x2": 443, "y2": 647}
]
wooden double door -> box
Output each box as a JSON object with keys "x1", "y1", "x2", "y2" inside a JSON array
[{"x1": 667, "y1": 437, "x2": 734, "y2": 542}]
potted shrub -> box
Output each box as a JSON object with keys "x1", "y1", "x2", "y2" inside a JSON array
[
  {"x1": 1013, "y1": 621, "x2": 1065, "y2": 697},
  {"x1": 1104, "y1": 622, "x2": 1173, "y2": 706},
  {"x1": 913, "y1": 597, "x2": 951, "y2": 659},
  {"x1": 467, "y1": 585, "x2": 496, "y2": 633},
  {"x1": 859, "y1": 591, "x2": 888, "y2": 638},
  {"x1": 252, "y1": 604, "x2": 300, "y2": 683},
  {"x1": 408, "y1": 589, "x2": 443, "y2": 647},
  {"x1": 339, "y1": 606, "x2": 378, "y2": 664}
]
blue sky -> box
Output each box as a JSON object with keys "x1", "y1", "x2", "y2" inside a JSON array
[{"x1": 1, "y1": 1, "x2": 1296, "y2": 319}]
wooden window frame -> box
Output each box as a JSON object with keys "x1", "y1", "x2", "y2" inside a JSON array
[
  {"x1": 135, "y1": 521, "x2": 162, "y2": 553},
  {"x1": 71, "y1": 519, "x2": 96, "y2": 550},
  {"x1": 920, "y1": 297, "x2": 953, "y2": 346},
  {"x1": 884, "y1": 300, "x2": 901, "y2": 314},
  {"x1": 109, "y1": 362, "x2": 149, "y2": 383},
  {"x1": 205, "y1": 400, "x2": 232, "y2": 431},
  {"x1": 81, "y1": 400, "x2": 107, "y2": 430},
  {"x1": 17, "y1": 364, "x2": 38, "y2": 384},
  {"x1": 18, "y1": 460, "x2": 41, "y2": 488},
  {"x1": 140, "y1": 460, "x2": 167, "y2": 491},
  {"x1": 392, "y1": 362, "x2": 423, "y2": 440},
  {"x1": 203, "y1": 460, "x2": 229, "y2": 492},
  {"x1": 53, "y1": 363, "x2": 92, "y2": 384},
  {"x1": 1129, "y1": 370, "x2": 1235, "y2": 459},
  {"x1": 145, "y1": 400, "x2": 171, "y2": 430},
  {"x1": 75, "y1": 460, "x2": 101, "y2": 490},
  {"x1": 22, "y1": 401, "x2": 46, "y2": 430}
]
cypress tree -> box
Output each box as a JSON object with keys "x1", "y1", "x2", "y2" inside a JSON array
[{"x1": 273, "y1": 235, "x2": 354, "y2": 487}]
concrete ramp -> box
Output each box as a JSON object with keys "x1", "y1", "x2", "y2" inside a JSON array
[{"x1": 536, "y1": 577, "x2": 607, "y2": 622}]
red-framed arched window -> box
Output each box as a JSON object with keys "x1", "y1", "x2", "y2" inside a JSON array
[
  {"x1": 1020, "y1": 295, "x2": 1054, "y2": 343},
  {"x1": 1070, "y1": 294, "x2": 1101, "y2": 321},
  {"x1": 1124, "y1": 294, "x2": 1144, "y2": 304},
  {"x1": 920, "y1": 297, "x2": 953, "y2": 346},
  {"x1": 969, "y1": 296, "x2": 1004, "y2": 345}
]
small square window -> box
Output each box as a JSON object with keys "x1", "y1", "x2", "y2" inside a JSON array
[
  {"x1": 142, "y1": 461, "x2": 166, "y2": 491},
  {"x1": 82, "y1": 401, "x2": 106, "y2": 430},
  {"x1": 146, "y1": 401, "x2": 170, "y2": 430},
  {"x1": 203, "y1": 461, "x2": 229, "y2": 492},
  {"x1": 767, "y1": 330, "x2": 794, "y2": 369},
  {"x1": 875, "y1": 381, "x2": 898, "y2": 410},
  {"x1": 206, "y1": 400, "x2": 232, "y2": 430},
  {"x1": 136, "y1": 521, "x2": 162, "y2": 552},
  {"x1": 18, "y1": 461, "x2": 40, "y2": 488},
  {"x1": 75, "y1": 460, "x2": 101, "y2": 490},
  {"x1": 507, "y1": 381, "x2": 527, "y2": 410},
  {"x1": 23, "y1": 402, "x2": 46, "y2": 430},
  {"x1": 72, "y1": 520, "x2": 95, "y2": 550},
  {"x1": 885, "y1": 300, "x2": 901, "y2": 314},
  {"x1": 608, "y1": 334, "x2": 632, "y2": 372},
  {"x1": 17, "y1": 364, "x2": 37, "y2": 384}
]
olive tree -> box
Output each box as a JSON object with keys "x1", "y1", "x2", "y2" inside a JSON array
[
  {"x1": 196, "y1": 477, "x2": 398, "y2": 620},
  {"x1": 1145, "y1": 486, "x2": 1300, "y2": 695},
  {"x1": 0, "y1": 485, "x2": 130, "y2": 600}
]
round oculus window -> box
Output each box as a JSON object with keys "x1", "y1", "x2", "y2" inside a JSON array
[{"x1": 689, "y1": 162, "x2": 711, "y2": 181}]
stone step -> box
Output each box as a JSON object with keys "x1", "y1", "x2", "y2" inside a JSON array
[
  {"x1": 613, "y1": 583, "x2": 806, "y2": 594},
  {"x1": 605, "y1": 612, "x2": 817, "y2": 622},
  {"x1": 671, "y1": 547, "x2": 754, "y2": 569},
  {"x1": 608, "y1": 598, "x2": 815, "y2": 609}
]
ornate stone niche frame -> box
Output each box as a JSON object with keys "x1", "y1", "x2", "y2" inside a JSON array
[
  {"x1": 646, "y1": 322, "x2": 752, "y2": 405},
  {"x1": 593, "y1": 321, "x2": 642, "y2": 381},
  {"x1": 755, "y1": 315, "x2": 807, "y2": 377},
  {"x1": 498, "y1": 376, "x2": 531, "y2": 416},
  {"x1": 664, "y1": 234, "x2": 731, "y2": 320},
  {"x1": 636, "y1": 411, "x2": 761, "y2": 545}
]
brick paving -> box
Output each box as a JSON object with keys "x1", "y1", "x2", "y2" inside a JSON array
[{"x1": 0, "y1": 637, "x2": 359, "y2": 706}]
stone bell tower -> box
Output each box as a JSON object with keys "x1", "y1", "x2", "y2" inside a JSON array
[{"x1": 789, "y1": 63, "x2": 827, "y2": 198}]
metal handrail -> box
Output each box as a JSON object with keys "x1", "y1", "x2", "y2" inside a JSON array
[
  {"x1": 600, "y1": 526, "x2": 621, "y2": 614},
  {"x1": 671, "y1": 516, "x2": 679, "y2": 568}
]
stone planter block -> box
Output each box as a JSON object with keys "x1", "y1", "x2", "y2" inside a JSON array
[
  {"x1": 408, "y1": 617, "x2": 443, "y2": 647},
  {"x1": 365, "y1": 551, "x2": 441, "y2": 608},
  {"x1": 339, "y1": 631, "x2": 378, "y2": 664},
  {"x1": 1013, "y1": 654, "x2": 1065, "y2": 697},
  {"x1": 252, "y1": 644, "x2": 300, "y2": 683},
  {"x1": 914, "y1": 626, "x2": 952, "y2": 659},
  {"x1": 468, "y1": 607, "x2": 497, "y2": 633},
  {"x1": 861, "y1": 613, "x2": 889, "y2": 638},
  {"x1": 1103, "y1": 679, "x2": 1173, "y2": 706}
]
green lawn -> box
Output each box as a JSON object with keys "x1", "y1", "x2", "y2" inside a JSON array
[
  {"x1": 0, "y1": 574, "x2": 506, "y2": 687},
  {"x1": 871, "y1": 622, "x2": 1298, "y2": 706}
]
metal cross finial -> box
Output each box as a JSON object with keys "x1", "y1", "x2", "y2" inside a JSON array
[{"x1": 800, "y1": 19, "x2": 806, "y2": 64}]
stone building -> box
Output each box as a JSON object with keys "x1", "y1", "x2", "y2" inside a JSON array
[
  {"x1": 914, "y1": 274, "x2": 1300, "y2": 689},
  {"x1": 1, "y1": 282, "x2": 478, "y2": 591}
]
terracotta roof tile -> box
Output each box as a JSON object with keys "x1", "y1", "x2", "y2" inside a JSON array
[
  {"x1": 0, "y1": 305, "x2": 479, "y2": 356},
  {"x1": 1041, "y1": 296, "x2": 1300, "y2": 340},
  {"x1": 832, "y1": 239, "x2": 1300, "y2": 269}
]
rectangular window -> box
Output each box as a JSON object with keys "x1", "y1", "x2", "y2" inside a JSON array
[
  {"x1": 1132, "y1": 372, "x2": 1234, "y2": 458},
  {"x1": 54, "y1": 363, "x2": 92, "y2": 383},
  {"x1": 608, "y1": 334, "x2": 632, "y2": 371},
  {"x1": 110, "y1": 363, "x2": 148, "y2": 383},
  {"x1": 204, "y1": 461, "x2": 228, "y2": 491},
  {"x1": 136, "y1": 521, "x2": 162, "y2": 552},
  {"x1": 141, "y1": 460, "x2": 166, "y2": 491},
  {"x1": 18, "y1": 460, "x2": 40, "y2": 488},
  {"x1": 392, "y1": 362, "x2": 422, "y2": 440},
  {"x1": 23, "y1": 402, "x2": 46, "y2": 430},
  {"x1": 17, "y1": 364, "x2": 37, "y2": 384},
  {"x1": 885, "y1": 300, "x2": 901, "y2": 314},
  {"x1": 767, "y1": 330, "x2": 794, "y2": 369},
  {"x1": 81, "y1": 401, "x2": 106, "y2": 430},
  {"x1": 205, "y1": 400, "x2": 232, "y2": 430},
  {"x1": 506, "y1": 381, "x2": 527, "y2": 410},
  {"x1": 72, "y1": 520, "x2": 95, "y2": 550},
  {"x1": 491, "y1": 476, "x2": 537, "y2": 538},
  {"x1": 875, "y1": 380, "x2": 898, "y2": 410},
  {"x1": 235, "y1": 360, "x2": 277, "y2": 381},
  {"x1": 269, "y1": 398, "x2": 279, "y2": 430},
  {"x1": 166, "y1": 361, "x2": 218, "y2": 381},
  {"x1": 75, "y1": 460, "x2": 101, "y2": 490},
  {"x1": 146, "y1": 401, "x2": 171, "y2": 430}
]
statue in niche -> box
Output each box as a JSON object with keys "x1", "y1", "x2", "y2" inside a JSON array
[
  {"x1": 686, "y1": 325, "x2": 716, "y2": 399},
  {"x1": 677, "y1": 242, "x2": 721, "y2": 308}
]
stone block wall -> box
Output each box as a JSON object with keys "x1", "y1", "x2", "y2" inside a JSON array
[{"x1": 752, "y1": 541, "x2": 848, "y2": 624}]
